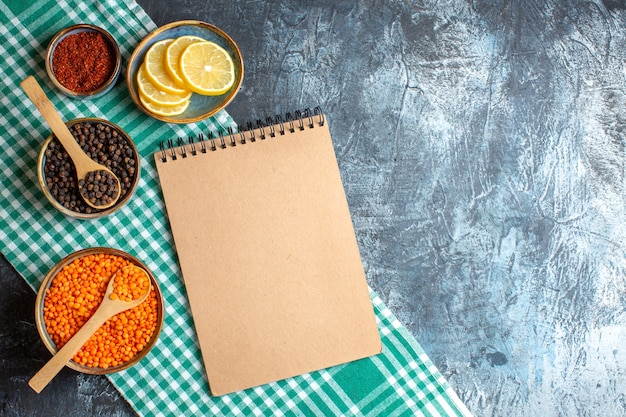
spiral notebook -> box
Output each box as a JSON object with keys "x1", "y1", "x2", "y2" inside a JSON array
[{"x1": 154, "y1": 108, "x2": 382, "y2": 396}]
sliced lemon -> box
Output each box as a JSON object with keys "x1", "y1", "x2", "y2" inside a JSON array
[
  {"x1": 165, "y1": 35, "x2": 205, "y2": 89},
  {"x1": 179, "y1": 41, "x2": 235, "y2": 95},
  {"x1": 144, "y1": 39, "x2": 190, "y2": 94},
  {"x1": 139, "y1": 92, "x2": 190, "y2": 117},
  {"x1": 137, "y1": 64, "x2": 191, "y2": 107}
]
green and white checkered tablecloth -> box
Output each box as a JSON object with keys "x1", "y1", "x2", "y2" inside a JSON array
[{"x1": 0, "y1": 0, "x2": 471, "y2": 415}]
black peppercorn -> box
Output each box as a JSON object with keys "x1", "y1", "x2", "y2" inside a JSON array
[{"x1": 43, "y1": 121, "x2": 137, "y2": 214}]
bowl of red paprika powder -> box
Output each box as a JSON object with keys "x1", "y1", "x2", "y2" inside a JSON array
[{"x1": 46, "y1": 24, "x2": 121, "y2": 98}]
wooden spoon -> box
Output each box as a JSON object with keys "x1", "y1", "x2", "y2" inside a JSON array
[
  {"x1": 20, "y1": 76, "x2": 121, "y2": 210},
  {"x1": 28, "y1": 265, "x2": 152, "y2": 394}
]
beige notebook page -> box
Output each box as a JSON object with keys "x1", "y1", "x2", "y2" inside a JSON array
[{"x1": 155, "y1": 118, "x2": 382, "y2": 396}]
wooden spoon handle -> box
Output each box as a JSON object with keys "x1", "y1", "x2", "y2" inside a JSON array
[
  {"x1": 28, "y1": 307, "x2": 110, "y2": 393},
  {"x1": 20, "y1": 76, "x2": 86, "y2": 166}
]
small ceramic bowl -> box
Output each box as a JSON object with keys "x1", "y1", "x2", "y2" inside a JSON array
[
  {"x1": 37, "y1": 117, "x2": 140, "y2": 220},
  {"x1": 35, "y1": 247, "x2": 164, "y2": 375},
  {"x1": 46, "y1": 24, "x2": 121, "y2": 98},
  {"x1": 126, "y1": 20, "x2": 244, "y2": 123}
]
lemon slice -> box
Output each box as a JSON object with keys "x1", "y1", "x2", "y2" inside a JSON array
[
  {"x1": 179, "y1": 41, "x2": 235, "y2": 95},
  {"x1": 165, "y1": 35, "x2": 205, "y2": 89},
  {"x1": 139, "y1": 92, "x2": 190, "y2": 117},
  {"x1": 144, "y1": 39, "x2": 190, "y2": 95},
  {"x1": 137, "y1": 64, "x2": 191, "y2": 106}
]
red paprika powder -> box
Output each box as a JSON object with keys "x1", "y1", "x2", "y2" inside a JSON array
[{"x1": 52, "y1": 31, "x2": 116, "y2": 93}]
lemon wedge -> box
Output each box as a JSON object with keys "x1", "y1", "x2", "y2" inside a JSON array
[
  {"x1": 139, "y1": 93, "x2": 190, "y2": 117},
  {"x1": 137, "y1": 64, "x2": 191, "y2": 107},
  {"x1": 144, "y1": 39, "x2": 190, "y2": 95},
  {"x1": 179, "y1": 41, "x2": 235, "y2": 95},
  {"x1": 165, "y1": 35, "x2": 205, "y2": 89}
]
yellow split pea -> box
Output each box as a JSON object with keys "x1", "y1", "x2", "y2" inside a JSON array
[{"x1": 43, "y1": 253, "x2": 158, "y2": 369}]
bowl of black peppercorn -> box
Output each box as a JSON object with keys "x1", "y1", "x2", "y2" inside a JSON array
[{"x1": 37, "y1": 118, "x2": 140, "y2": 219}]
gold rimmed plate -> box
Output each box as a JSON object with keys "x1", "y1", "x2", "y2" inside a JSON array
[{"x1": 126, "y1": 20, "x2": 244, "y2": 124}]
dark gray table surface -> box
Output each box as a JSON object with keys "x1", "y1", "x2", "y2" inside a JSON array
[{"x1": 3, "y1": 1, "x2": 626, "y2": 416}]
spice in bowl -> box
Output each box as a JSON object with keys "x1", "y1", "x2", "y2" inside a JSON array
[
  {"x1": 52, "y1": 31, "x2": 116, "y2": 93},
  {"x1": 39, "y1": 118, "x2": 139, "y2": 218},
  {"x1": 42, "y1": 253, "x2": 159, "y2": 370},
  {"x1": 46, "y1": 24, "x2": 121, "y2": 98}
]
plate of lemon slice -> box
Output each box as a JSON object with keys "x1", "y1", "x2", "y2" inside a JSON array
[{"x1": 126, "y1": 20, "x2": 244, "y2": 123}]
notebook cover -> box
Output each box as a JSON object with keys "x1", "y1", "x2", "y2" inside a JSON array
[{"x1": 155, "y1": 116, "x2": 382, "y2": 395}]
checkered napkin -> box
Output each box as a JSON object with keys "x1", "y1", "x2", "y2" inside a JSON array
[{"x1": 0, "y1": 0, "x2": 471, "y2": 416}]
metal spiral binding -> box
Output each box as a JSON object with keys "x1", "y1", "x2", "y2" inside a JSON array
[
  {"x1": 158, "y1": 106, "x2": 325, "y2": 163},
  {"x1": 275, "y1": 114, "x2": 285, "y2": 135},
  {"x1": 177, "y1": 137, "x2": 187, "y2": 158},
  {"x1": 188, "y1": 136, "x2": 197, "y2": 156}
]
